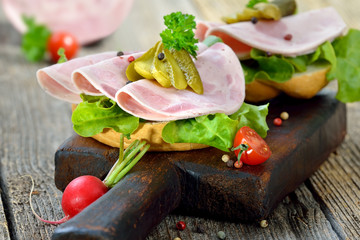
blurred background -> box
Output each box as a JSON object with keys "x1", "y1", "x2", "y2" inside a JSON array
[{"x1": 2, "y1": 0, "x2": 359, "y2": 57}]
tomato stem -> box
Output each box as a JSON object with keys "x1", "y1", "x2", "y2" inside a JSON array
[{"x1": 231, "y1": 143, "x2": 248, "y2": 163}]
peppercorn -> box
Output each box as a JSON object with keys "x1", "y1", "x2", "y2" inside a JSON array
[
  {"x1": 280, "y1": 111, "x2": 289, "y2": 120},
  {"x1": 176, "y1": 221, "x2": 186, "y2": 231},
  {"x1": 260, "y1": 219, "x2": 269, "y2": 228},
  {"x1": 266, "y1": 52, "x2": 272, "y2": 57},
  {"x1": 251, "y1": 16, "x2": 258, "y2": 24},
  {"x1": 117, "y1": 51, "x2": 124, "y2": 56},
  {"x1": 196, "y1": 224, "x2": 206, "y2": 233},
  {"x1": 284, "y1": 34, "x2": 293, "y2": 41},
  {"x1": 273, "y1": 117, "x2": 282, "y2": 126},
  {"x1": 217, "y1": 230, "x2": 226, "y2": 239},
  {"x1": 158, "y1": 52, "x2": 165, "y2": 60},
  {"x1": 234, "y1": 160, "x2": 243, "y2": 169},
  {"x1": 221, "y1": 154, "x2": 230, "y2": 163},
  {"x1": 128, "y1": 56, "x2": 135, "y2": 62},
  {"x1": 226, "y1": 159, "x2": 234, "y2": 168}
]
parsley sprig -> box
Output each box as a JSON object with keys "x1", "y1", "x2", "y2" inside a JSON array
[
  {"x1": 246, "y1": 0, "x2": 268, "y2": 8},
  {"x1": 57, "y1": 48, "x2": 68, "y2": 63},
  {"x1": 21, "y1": 16, "x2": 51, "y2": 62},
  {"x1": 160, "y1": 12, "x2": 198, "y2": 58}
]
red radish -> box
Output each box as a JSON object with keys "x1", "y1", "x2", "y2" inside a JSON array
[
  {"x1": 30, "y1": 134, "x2": 150, "y2": 225},
  {"x1": 31, "y1": 175, "x2": 108, "y2": 224},
  {"x1": 61, "y1": 176, "x2": 108, "y2": 221}
]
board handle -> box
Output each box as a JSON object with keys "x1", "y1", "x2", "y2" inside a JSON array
[{"x1": 52, "y1": 135, "x2": 181, "y2": 240}]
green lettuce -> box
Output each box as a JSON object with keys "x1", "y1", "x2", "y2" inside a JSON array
[
  {"x1": 241, "y1": 29, "x2": 360, "y2": 103},
  {"x1": 72, "y1": 94, "x2": 139, "y2": 137},
  {"x1": 73, "y1": 95, "x2": 269, "y2": 152},
  {"x1": 162, "y1": 103, "x2": 269, "y2": 152},
  {"x1": 242, "y1": 41, "x2": 337, "y2": 84},
  {"x1": 330, "y1": 29, "x2": 360, "y2": 102}
]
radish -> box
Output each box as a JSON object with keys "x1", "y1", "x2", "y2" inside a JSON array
[{"x1": 30, "y1": 134, "x2": 150, "y2": 224}]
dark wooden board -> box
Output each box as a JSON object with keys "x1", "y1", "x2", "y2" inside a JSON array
[{"x1": 51, "y1": 90, "x2": 346, "y2": 240}]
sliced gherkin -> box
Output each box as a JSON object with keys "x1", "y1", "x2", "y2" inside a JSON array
[
  {"x1": 163, "y1": 48, "x2": 188, "y2": 90},
  {"x1": 171, "y1": 49, "x2": 203, "y2": 94},
  {"x1": 125, "y1": 41, "x2": 204, "y2": 94},
  {"x1": 151, "y1": 43, "x2": 172, "y2": 87},
  {"x1": 222, "y1": 0, "x2": 296, "y2": 23},
  {"x1": 126, "y1": 60, "x2": 143, "y2": 82},
  {"x1": 271, "y1": 0, "x2": 297, "y2": 17},
  {"x1": 133, "y1": 41, "x2": 159, "y2": 79}
]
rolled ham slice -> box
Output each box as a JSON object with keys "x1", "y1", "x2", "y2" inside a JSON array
[
  {"x1": 72, "y1": 52, "x2": 143, "y2": 100},
  {"x1": 37, "y1": 52, "x2": 117, "y2": 103},
  {"x1": 2, "y1": 0, "x2": 134, "y2": 45},
  {"x1": 116, "y1": 42, "x2": 245, "y2": 121},
  {"x1": 196, "y1": 7, "x2": 347, "y2": 57},
  {"x1": 37, "y1": 43, "x2": 245, "y2": 121}
]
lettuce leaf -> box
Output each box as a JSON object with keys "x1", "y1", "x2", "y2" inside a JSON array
[
  {"x1": 229, "y1": 102, "x2": 269, "y2": 138},
  {"x1": 162, "y1": 103, "x2": 269, "y2": 152},
  {"x1": 72, "y1": 94, "x2": 139, "y2": 137},
  {"x1": 330, "y1": 29, "x2": 360, "y2": 102},
  {"x1": 242, "y1": 41, "x2": 337, "y2": 84},
  {"x1": 73, "y1": 95, "x2": 269, "y2": 152},
  {"x1": 243, "y1": 49, "x2": 294, "y2": 84}
]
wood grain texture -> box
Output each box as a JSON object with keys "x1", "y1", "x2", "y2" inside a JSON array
[
  {"x1": 51, "y1": 91, "x2": 346, "y2": 240},
  {"x1": 0, "y1": 0, "x2": 359, "y2": 240},
  {"x1": 0, "y1": 196, "x2": 10, "y2": 240}
]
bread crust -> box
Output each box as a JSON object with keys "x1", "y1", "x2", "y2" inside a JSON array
[
  {"x1": 92, "y1": 122, "x2": 208, "y2": 151},
  {"x1": 245, "y1": 65, "x2": 330, "y2": 102},
  {"x1": 245, "y1": 80, "x2": 281, "y2": 102},
  {"x1": 72, "y1": 104, "x2": 208, "y2": 151}
]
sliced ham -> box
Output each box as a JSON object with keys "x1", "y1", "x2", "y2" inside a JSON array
[
  {"x1": 37, "y1": 43, "x2": 245, "y2": 121},
  {"x1": 116, "y1": 42, "x2": 245, "y2": 121},
  {"x1": 196, "y1": 7, "x2": 347, "y2": 57},
  {"x1": 2, "y1": 0, "x2": 134, "y2": 45},
  {"x1": 37, "y1": 52, "x2": 117, "y2": 103},
  {"x1": 72, "y1": 52, "x2": 143, "y2": 100}
]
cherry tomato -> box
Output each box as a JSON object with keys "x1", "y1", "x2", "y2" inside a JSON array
[
  {"x1": 233, "y1": 126, "x2": 271, "y2": 165},
  {"x1": 47, "y1": 32, "x2": 79, "y2": 62}
]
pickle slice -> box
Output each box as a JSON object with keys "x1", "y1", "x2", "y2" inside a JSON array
[
  {"x1": 133, "y1": 41, "x2": 159, "y2": 79},
  {"x1": 125, "y1": 41, "x2": 203, "y2": 94},
  {"x1": 151, "y1": 43, "x2": 172, "y2": 87},
  {"x1": 222, "y1": 0, "x2": 296, "y2": 23},
  {"x1": 172, "y1": 49, "x2": 203, "y2": 94},
  {"x1": 163, "y1": 48, "x2": 187, "y2": 90},
  {"x1": 126, "y1": 60, "x2": 143, "y2": 82}
]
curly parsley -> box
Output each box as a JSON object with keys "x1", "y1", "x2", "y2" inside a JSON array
[
  {"x1": 160, "y1": 12, "x2": 198, "y2": 58},
  {"x1": 246, "y1": 0, "x2": 268, "y2": 8},
  {"x1": 21, "y1": 16, "x2": 51, "y2": 62}
]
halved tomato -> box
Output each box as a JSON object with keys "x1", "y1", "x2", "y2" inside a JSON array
[{"x1": 233, "y1": 126, "x2": 271, "y2": 165}]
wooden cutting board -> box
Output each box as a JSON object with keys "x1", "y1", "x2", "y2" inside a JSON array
[{"x1": 51, "y1": 90, "x2": 346, "y2": 240}]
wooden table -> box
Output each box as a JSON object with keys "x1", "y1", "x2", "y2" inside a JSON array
[{"x1": 0, "y1": 0, "x2": 359, "y2": 239}]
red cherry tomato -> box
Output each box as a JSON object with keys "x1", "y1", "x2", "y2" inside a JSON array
[
  {"x1": 47, "y1": 32, "x2": 79, "y2": 62},
  {"x1": 233, "y1": 126, "x2": 271, "y2": 165}
]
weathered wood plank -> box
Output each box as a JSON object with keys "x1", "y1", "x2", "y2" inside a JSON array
[
  {"x1": 146, "y1": 183, "x2": 341, "y2": 240},
  {"x1": 0, "y1": 193, "x2": 10, "y2": 240},
  {"x1": 0, "y1": 46, "x2": 70, "y2": 239}
]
